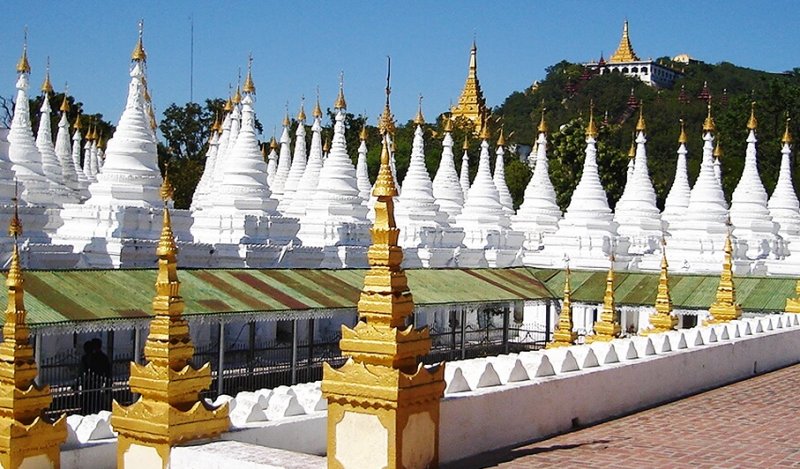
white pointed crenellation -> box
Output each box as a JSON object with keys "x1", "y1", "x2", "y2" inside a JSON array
[
  {"x1": 432, "y1": 126, "x2": 464, "y2": 223},
  {"x1": 278, "y1": 104, "x2": 309, "y2": 212},
  {"x1": 768, "y1": 127, "x2": 800, "y2": 255},
  {"x1": 266, "y1": 137, "x2": 279, "y2": 186},
  {"x1": 494, "y1": 137, "x2": 514, "y2": 215},
  {"x1": 511, "y1": 128, "x2": 562, "y2": 254},
  {"x1": 271, "y1": 114, "x2": 292, "y2": 200},
  {"x1": 613, "y1": 109, "x2": 663, "y2": 256},
  {"x1": 543, "y1": 112, "x2": 622, "y2": 268},
  {"x1": 729, "y1": 107, "x2": 783, "y2": 260},
  {"x1": 459, "y1": 138, "x2": 471, "y2": 200},
  {"x1": 662, "y1": 122, "x2": 692, "y2": 231},
  {"x1": 355, "y1": 128, "x2": 371, "y2": 203}
]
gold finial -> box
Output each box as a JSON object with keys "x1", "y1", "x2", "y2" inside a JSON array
[
  {"x1": 223, "y1": 96, "x2": 233, "y2": 112},
  {"x1": 462, "y1": 134, "x2": 469, "y2": 151},
  {"x1": 635, "y1": 102, "x2": 646, "y2": 132},
  {"x1": 269, "y1": 135, "x2": 278, "y2": 150},
  {"x1": 702, "y1": 100, "x2": 716, "y2": 132},
  {"x1": 714, "y1": 140, "x2": 723, "y2": 159},
  {"x1": 359, "y1": 123, "x2": 368, "y2": 141},
  {"x1": 313, "y1": 86, "x2": 322, "y2": 118},
  {"x1": 479, "y1": 113, "x2": 491, "y2": 140},
  {"x1": 16, "y1": 28, "x2": 31, "y2": 74},
  {"x1": 282, "y1": 104, "x2": 290, "y2": 127},
  {"x1": 627, "y1": 137, "x2": 636, "y2": 159},
  {"x1": 747, "y1": 101, "x2": 757, "y2": 131},
  {"x1": 373, "y1": 134, "x2": 398, "y2": 198},
  {"x1": 378, "y1": 57, "x2": 396, "y2": 136},
  {"x1": 537, "y1": 107, "x2": 548, "y2": 134},
  {"x1": 210, "y1": 111, "x2": 221, "y2": 133},
  {"x1": 159, "y1": 168, "x2": 174, "y2": 204},
  {"x1": 586, "y1": 100, "x2": 598, "y2": 138},
  {"x1": 548, "y1": 265, "x2": 578, "y2": 348},
  {"x1": 297, "y1": 96, "x2": 306, "y2": 122},
  {"x1": 323, "y1": 137, "x2": 330, "y2": 153},
  {"x1": 443, "y1": 114, "x2": 453, "y2": 133},
  {"x1": 60, "y1": 84, "x2": 70, "y2": 113},
  {"x1": 232, "y1": 86, "x2": 242, "y2": 105},
  {"x1": 131, "y1": 19, "x2": 147, "y2": 62},
  {"x1": 242, "y1": 54, "x2": 256, "y2": 95},
  {"x1": 8, "y1": 184, "x2": 22, "y2": 239},
  {"x1": 496, "y1": 126, "x2": 506, "y2": 147},
  {"x1": 73, "y1": 112, "x2": 82, "y2": 131},
  {"x1": 334, "y1": 71, "x2": 347, "y2": 110},
  {"x1": 609, "y1": 19, "x2": 640, "y2": 63},
  {"x1": 783, "y1": 117, "x2": 793, "y2": 144},
  {"x1": 678, "y1": 119, "x2": 687, "y2": 144},
  {"x1": 413, "y1": 94, "x2": 425, "y2": 125},
  {"x1": 41, "y1": 57, "x2": 53, "y2": 94}
]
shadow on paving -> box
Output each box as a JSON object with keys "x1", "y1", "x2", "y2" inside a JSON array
[{"x1": 442, "y1": 438, "x2": 617, "y2": 468}]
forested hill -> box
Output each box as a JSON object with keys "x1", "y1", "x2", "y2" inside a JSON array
[{"x1": 492, "y1": 59, "x2": 800, "y2": 209}]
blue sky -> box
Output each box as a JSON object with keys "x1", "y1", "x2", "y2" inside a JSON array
[{"x1": 3, "y1": 1, "x2": 799, "y2": 138}]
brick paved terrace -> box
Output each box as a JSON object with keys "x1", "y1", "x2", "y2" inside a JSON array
[{"x1": 445, "y1": 363, "x2": 800, "y2": 468}]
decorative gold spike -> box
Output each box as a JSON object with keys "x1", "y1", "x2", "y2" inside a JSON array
[
  {"x1": 587, "y1": 261, "x2": 621, "y2": 342},
  {"x1": 479, "y1": 115, "x2": 491, "y2": 140},
  {"x1": 702, "y1": 100, "x2": 716, "y2": 133},
  {"x1": 537, "y1": 107, "x2": 548, "y2": 134},
  {"x1": 297, "y1": 96, "x2": 306, "y2": 122},
  {"x1": 714, "y1": 140, "x2": 723, "y2": 160},
  {"x1": 160, "y1": 169, "x2": 174, "y2": 203},
  {"x1": 232, "y1": 86, "x2": 242, "y2": 105},
  {"x1": 706, "y1": 233, "x2": 743, "y2": 323},
  {"x1": 378, "y1": 57, "x2": 396, "y2": 136},
  {"x1": 413, "y1": 94, "x2": 425, "y2": 125},
  {"x1": 313, "y1": 86, "x2": 322, "y2": 118},
  {"x1": 783, "y1": 117, "x2": 793, "y2": 145},
  {"x1": 443, "y1": 114, "x2": 453, "y2": 133},
  {"x1": 16, "y1": 30, "x2": 31, "y2": 74},
  {"x1": 548, "y1": 266, "x2": 578, "y2": 348},
  {"x1": 496, "y1": 126, "x2": 506, "y2": 147},
  {"x1": 628, "y1": 136, "x2": 636, "y2": 159},
  {"x1": 747, "y1": 101, "x2": 757, "y2": 131},
  {"x1": 282, "y1": 106, "x2": 290, "y2": 127},
  {"x1": 60, "y1": 93, "x2": 69, "y2": 113},
  {"x1": 609, "y1": 20, "x2": 640, "y2": 63},
  {"x1": 73, "y1": 112, "x2": 82, "y2": 131},
  {"x1": 643, "y1": 243, "x2": 678, "y2": 334},
  {"x1": 451, "y1": 40, "x2": 487, "y2": 131},
  {"x1": 242, "y1": 54, "x2": 256, "y2": 95},
  {"x1": 210, "y1": 112, "x2": 221, "y2": 133},
  {"x1": 131, "y1": 19, "x2": 146, "y2": 62},
  {"x1": 635, "y1": 103, "x2": 646, "y2": 132},
  {"x1": 40, "y1": 58, "x2": 53, "y2": 94},
  {"x1": 269, "y1": 136, "x2": 278, "y2": 150},
  {"x1": 678, "y1": 119, "x2": 687, "y2": 144},
  {"x1": 223, "y1": 96, "x2": 233, "y2": 112},
  {"x1": 334, "y1": 71, "x2": 347, "y2": 110},
  {"x1": 586, "y1": 101, "x2": 598, "y2": 138},
  {"x1": 322, "y1": 137, "x2": 330, "y2": 153},
  {"x1": 462, "y1": 134, "x2": 469, "y2": 151},
  {"x1": 359, "y1": 124, "x2": 368, "y2": 141},
  {"x1": 111, "y1": 193, "x2": 228, "y2": 466}
]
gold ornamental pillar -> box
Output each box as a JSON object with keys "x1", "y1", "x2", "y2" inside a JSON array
[
  {"x1": 587, "y1": 263, "x2": 621, "y2": 342},
  {"x1": 111, "y1": 177, "x2": 228, "y2": 468},
  {"x1": 643, "y1": 246, "x2": 678, "y2": 334},
  {"x1": 0, "y1": 202, "x2": 66, "y2": 469},
  {"x1": 547, "y1": 267, "x2": 577, "y2": 348},
  {"x1": 322, "y1": 68, "x2": 445, "y2": 469},
  {"x1": 706, "y1": 234, "x2": 742, "y2": 324}
]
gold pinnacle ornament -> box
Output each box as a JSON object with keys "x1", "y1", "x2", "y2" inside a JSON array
[
  {"x1": 587, "y1": 260, "x2": 622, "y2": 342},
  {"x1": 747, "y1": 101, "x2": 757, "y2": 131},
  {"x1": 450, "y1": 40, "x2": 487, "y2": 131},
  {"x1": 16, "y1": 30, "x2": 31, "y2": 75},
  {"x1": 643, "y1": 244, "x2": 678, "y2": 334},
  {"x1": 334, "y1": 71, "x2": 347, "y2": 110},
  {"x1": 609, "y1": 20, "x2": 640, "y2": 63},
  {"x1": 586, "y1": 101, "x2": 598, "y2": 139},
  {"x1": 322, "y1": 67, "x2": 445, "y2": 469},
  {"x1": 548, "y1": 266, "x2": 577, "y2": 348},
  {"x1": 705, "y1": 234, "x2": 743, "y2": 323},
  {"x1": 0, "y1": 195, "x2": 66, "y2": 469},
  {"x1": 242, "y1": 54, "x2": 256, "y2": 95},
  {"x1": 131, "y1": 19, "x2": 146, "y2": 62},
  {"x1": 111, "y1": 176, "x2": 228, "y2": 468}
]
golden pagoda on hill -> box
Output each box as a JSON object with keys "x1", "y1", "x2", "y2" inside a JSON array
[{"x1": 451, "y1": 41, "x2": 488, "y2": 131}]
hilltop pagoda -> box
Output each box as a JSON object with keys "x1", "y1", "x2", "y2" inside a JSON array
[{"x1": 450, "y1": 41, "x2": 488, "y2": 131}]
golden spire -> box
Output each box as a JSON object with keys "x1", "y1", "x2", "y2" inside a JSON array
[
  {"x1": 714, "y1": 140, "x2": 723, "y2": 160},
  {"x1": 443, "y1": 114, "x2": 453, "y2": 133},
  {"x1": 463, "y1": 134, "x2": 469, "y2": 151},
  {"x1": 678, "y1": 119, "x2": 688, "y2": 144},
  {"x1": 451, "y1": 40, "x2": 487, "y2": 130},
  {"x1": 242, "y1": 54, "x2": 256, "y2": 95},
  {"x1": 131, "y1": 19, "x2": 146, "y2": 62},
  {"x1": 747, "y1": 101, "x2": 757, "y2": 131},
  {"x1": 537, "y1": 107, "x2": 548, "y2": 134},
  {"x1": 41, "y1": 57, "x2": 53, "y2": 94},
  {"x1": 587, "y1": 260, "x2": 621, "y2": 342},
  {"x1": 413, "y1": 94, "x2": 425, "y2": 125},
  {"x1": 628, "y1": 135, "x2": 636, "y2": 159},
  {"x1": 635, "y1": 102, "x2": 646, "y2": 132},
  {"x1": 16, "y1": 29, "x2": 31, "y2": 74},
  {"x1": 586, "y1": 101, "x2": 598, "y2": 138},
  {"x1": 297, "y1": 96, "x2": 307, "y2": 122},
  {"x1": 644, "y1": 242, "x2": 678, "y2": 334},
  {"x1": 232, "y1": 86, "x2": 242, "y2": 105},
  {"x1": 322, "y1": 137, "x2": 330, "y2": 153},
  {"x1": 313, "y1": 87, "x2": 323, "y2": 118},
  {"x1": 73, "y1": 112, "x2": 82, "y2": 131},
  {"x1": 223, "y1": 96, "x2": 233, "y2": 112},
  {"x1": 496, "y1": 126, "x2": 506, "y2": 147},
  {"x1": 359, "y1": 123, "x2": 368, "y2": 141},
  {"x1": 210, "y1": 112, "x2": 221, "y2": 133},
  {"x1": 378, "y1": 57, "x2": 396, "y2": 136},
  {"x1": 160, "y1": 169, "x2": 174, "y2": 204},
  {"x1": 479, "y1": 113, "x2": 491, "y2": 140},
  {"x1": 334, "y1": 71, "x2": 347, "y2": 110},
  {"x1": 269, "y1": 135, "x2": 278, "y2": 150},
  {"x1": 282, "y1": 105, "x2": 290, "y2": 127},
  {"x1": 609, "y1": 19, "x2": 640, "y2": 63},
  {"x1": 702, "y1": 100, "x2": 716, "y2": 133},
  {"x1": 783, "y1": 117, "x2": 793, "y2": 144},
  {"x1": 548, "y1": 266, "x2": 578, "y2": 348},
  {"x1": 60, "y1": 88, "x2": 70, "y2": 113},
  {"x1": 706, "y1": 233, "x2": 743, "y2": 323}
]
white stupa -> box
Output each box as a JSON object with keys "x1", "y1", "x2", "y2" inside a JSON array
[
  {"x1": 666, "y1": 105, "x2": 731, "y2": 273},
  {"x1": 266, "y1": 136, "x2": 279, "y2": 186},
  {"x1": 394, "y1": 101, "x2": 464, "y2": 267},
  {"x1": 190, "y1": 114, "x2": 221, "y2": 211},
  {"x1": 355, "y1": 125, "x2": 372, "y2": 204},
  {"x1": 54, "y1": 94, "x2": 82, "y2": 196},
  {"x1": 613, "y1": 106, "x2": 663, "y2": 258},
  {"x1": 459, "y1": 136, "x2": 471, "y2": 200},
  {"x1": 729, "y1": 103, "x2": 784, "y2": 262},
  {"x1": 278, "y1": 101, "x2": 309, "y2": 212},
  {"x1": 768, "y1": 120, "x2": 800, "y2": 272},
  {"x1": 270, "y1": 111, "x2": 293, "y2": 200},
  {"x1": 296, "y1": 78, "x2": 370, "y2": 267},
  {"x1": 208, "y1": 100, "x2": 234, "y2": 195},
  {"x1": 625, "y1": 139, "x2": 635, "y2": 182},
  {"x1": 454, "y1": 122, "x2": 523, "y2": 267},
  {"x1": 661, "y1": 120, "x2": 692, "y2": 231},
  {"x1": 713, "y1": 141, "x2": 723, "y2": 184},
  {"x1": 283, "y1": 98, "x2": 324, "y2": 220},
  {"x1": 431, "y1": 117, "x2": 465, "y2": 223},
  {"x1": 493, "y1": 129, "x2": 514, "y2": 215},
  {"x1": 35, "y1": 68, "x2": 71, "y2": 198},
  {"x1": 542, "y1": 109, "x2": 625, "y2": 269},
  {"x1": 511, "y1": 112, "x2": 562, "y2": 263},
  {"x1": 69, "y1": 115, "x2": 90, "y2": 194}
]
